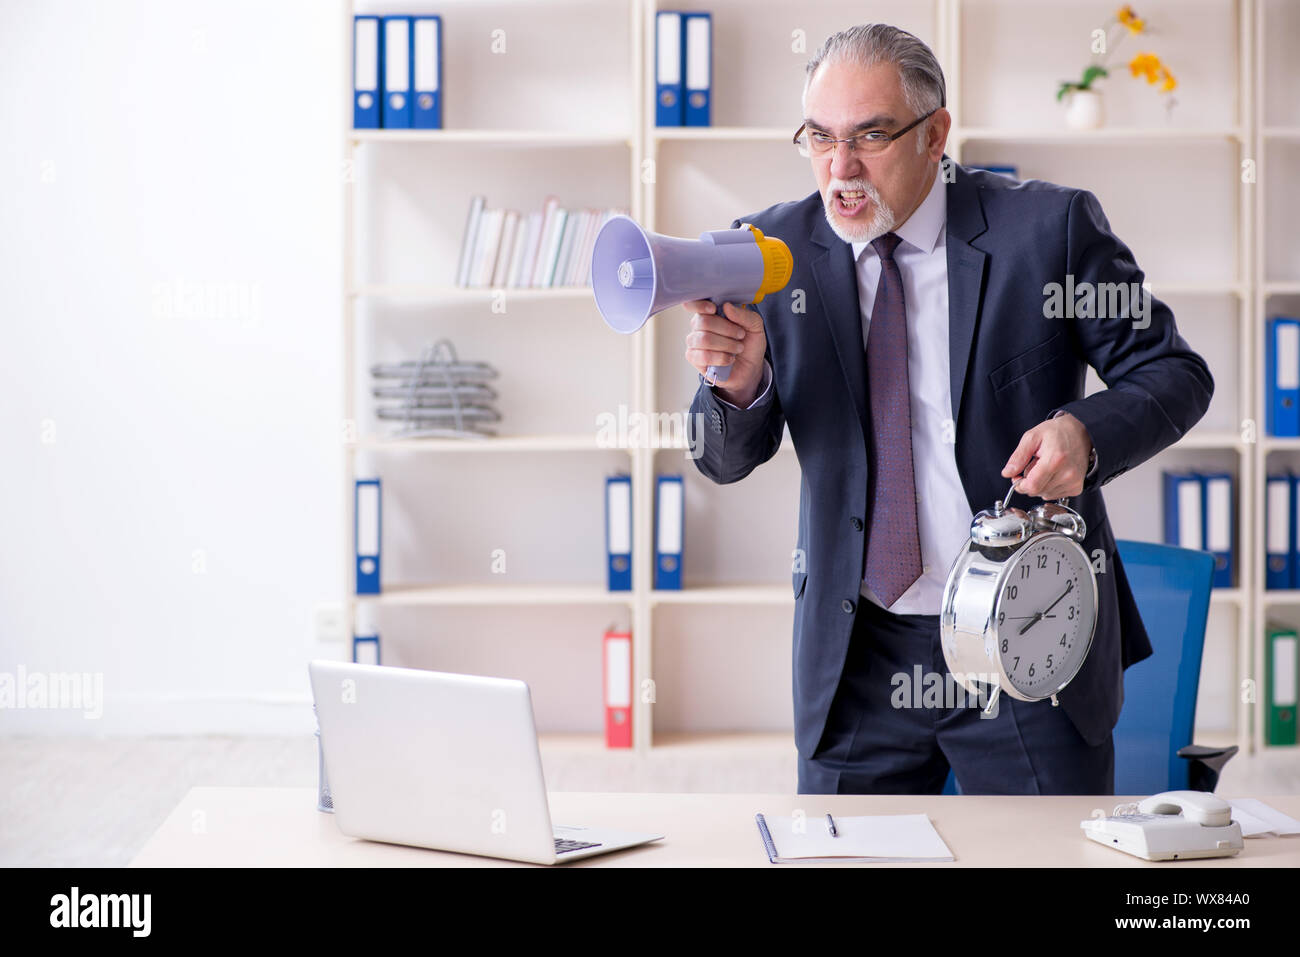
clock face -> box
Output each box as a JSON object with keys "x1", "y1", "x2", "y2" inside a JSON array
[{"x1": 991, "y1": 535, "x2": 1097, "y2": 698}]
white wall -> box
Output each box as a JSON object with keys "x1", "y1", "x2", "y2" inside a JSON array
[{"x1": 0, "y1": 0, "x2": 346, "y2": 733}]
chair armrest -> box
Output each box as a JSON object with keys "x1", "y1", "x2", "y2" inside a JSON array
[{"x1": 1176, "y1": 744, "x2": 1239, "y2": 793}]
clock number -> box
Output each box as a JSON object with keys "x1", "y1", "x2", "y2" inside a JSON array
[
  {"x1": 1045, "y1": 653, "x2": 1054, "y2": 670},
  {"x1": 1028, "y1": 662, "x2": 1036, "y2": 678},
  {"x1": 1065, "y1": 579, "x2": 1073, "y2": 593},
  {"x1": 1037, "y1": 554, "x2": 1047, "y2": 569},
  {"x1": 1005, "y1": 584, "x2": 1018, "y2": 600},
  {"x1": 1012, "y1": 656, "x2": 1020, "y2": 671},
  {"x1": 1056, "y1": 559, "x2": 1061, "y2": 574},
  {"x1": 1001, "y1": 639, "x2": 1008, "y2": 653},
  {"x1": 997, "y1": 611, "x2": 1005, "y2": 625},
  {"x1": 1060, "y1": 634, "x2": 1068, "y2": 647},
  {"x1": 1067, "y1": 605, "x2": 1075, "y2": 620},
  {"x1": 1020, "y1": 563, "x2": 1030, "y2": 580}
]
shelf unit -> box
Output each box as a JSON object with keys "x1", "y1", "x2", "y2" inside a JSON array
[
  {"x1": 1253, "y1": 0, "x2": 1300, "y2": 753},
  {"x1": 341, "y1": 0, "x2": 1295, "y2": 758},
  {"x1": 342, "y1": 0, "x2": 652, "y2": 751}
]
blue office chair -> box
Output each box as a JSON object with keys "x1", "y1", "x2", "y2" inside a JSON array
[
  {"x1": 1111, "y1": 539, "x2": 1236, "y2": 793},
  {"x1": 941, "y1": 539, "x2": 1235, "y2": 795}
]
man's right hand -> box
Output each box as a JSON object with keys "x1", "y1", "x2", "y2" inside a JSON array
[{"x1": 683, "y1": 300, "x2": 767, "y2": 407}]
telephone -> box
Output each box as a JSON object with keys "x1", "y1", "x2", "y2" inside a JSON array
[{"x1": 1080, "y1": 790, "x2": 1244, "y2": 861}]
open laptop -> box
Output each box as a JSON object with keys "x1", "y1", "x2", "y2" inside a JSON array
[{"x1": 308, "y1": 660, "x2": 664, "y2": 865}]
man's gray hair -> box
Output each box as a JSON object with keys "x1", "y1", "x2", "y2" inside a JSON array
[{"x1": 802, "y1": 24, "x2": 946, "y2": 152}]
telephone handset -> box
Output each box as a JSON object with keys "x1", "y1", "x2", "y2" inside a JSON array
[
  {"x1": 1137, "y1": 790, "x2": 1233, "y2": 827},
  {"x1": 1081, "y1": 790, "x2": 1244, "y2": 860}
]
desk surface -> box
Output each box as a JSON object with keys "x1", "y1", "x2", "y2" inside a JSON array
[{"x1": 129, "y1": 788, "x2": 1300, "y2": 868}]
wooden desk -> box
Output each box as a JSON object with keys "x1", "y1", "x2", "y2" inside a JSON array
[{"x1": 129, "y1": 788, "x2": 1300, "y2": 867}]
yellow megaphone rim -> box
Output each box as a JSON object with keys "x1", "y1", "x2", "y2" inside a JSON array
[{"x1": 739, "y1": 223, "x2": 794, "y2": 304}]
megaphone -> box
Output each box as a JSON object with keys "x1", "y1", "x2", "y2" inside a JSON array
[{"x1": 590, "y1": 215, "x2": 793, "y2": 385}]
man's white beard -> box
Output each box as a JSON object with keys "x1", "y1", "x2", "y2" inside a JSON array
[{"x1": 822, "y1": 178, "x2": 896, "y2": 244}]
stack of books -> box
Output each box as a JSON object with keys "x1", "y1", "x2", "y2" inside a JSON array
[{"x1": 455, "y1": 196, "x2": 626, "y2": 288}]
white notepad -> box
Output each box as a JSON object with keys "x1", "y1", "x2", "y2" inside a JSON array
[{"x1": 756, "y1": 812, "x2": 954, "y2": 863}]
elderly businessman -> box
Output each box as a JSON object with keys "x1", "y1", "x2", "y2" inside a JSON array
[{"x1": 683, "y1": 23, "x2": 1212, "y2": 795}]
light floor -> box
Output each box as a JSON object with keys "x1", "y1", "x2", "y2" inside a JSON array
[{"x1": 2, "y1": 733, "x2": 1296, "y2": 867}]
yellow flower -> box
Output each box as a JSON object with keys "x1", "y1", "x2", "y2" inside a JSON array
[
  {"x1": 1160, "y1": 68, "x2": 1176, "y2": 92},
  {"x1": 1129, "y1": 52, "x2": 1162, "y2": 83},
  {"x1": 1117, "y1": 5, "x2": 1146, "y2": 32}
]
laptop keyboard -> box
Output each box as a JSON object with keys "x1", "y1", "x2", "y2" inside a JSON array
[{"x1": 555, "y1": 837, "x2": 602, "y2": 854}]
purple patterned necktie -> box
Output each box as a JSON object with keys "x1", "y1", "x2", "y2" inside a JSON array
[{"x1": 864, "y1": 232, "x2": 923, "y2": 606}]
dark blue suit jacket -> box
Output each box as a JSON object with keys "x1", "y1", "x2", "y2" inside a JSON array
[{"x1": 688, "y1": 157, "x2": 1213, "y2": 757}]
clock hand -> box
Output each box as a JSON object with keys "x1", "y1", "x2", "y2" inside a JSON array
[
  {"x1": 1039, "y1": 583, "x2": 1073, "y2": 619},
  {"x1": 1018, "y1": 583, "x2": 1074, "y2": 636},
  {"x1": 1017, "y1": 612, "x2": 1043, "y2": 636}
]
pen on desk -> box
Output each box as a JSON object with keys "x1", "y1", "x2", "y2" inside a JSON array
[{"x1": 826, "y1": 813, "x2": 838, "y2": 837}]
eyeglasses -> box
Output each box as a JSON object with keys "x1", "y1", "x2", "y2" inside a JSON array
[{"x1": 793, "y1": 108, "x2": 938, "y2": 158}]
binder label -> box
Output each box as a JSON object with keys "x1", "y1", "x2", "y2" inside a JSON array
[
  {"x1": 1268, "y1": 479, "x2": 1289, "y2": 553},
  {"x1": 1280, "y1": 323, "x2": 1300, "y2": 390},
  {"x1": 1277, "y1": 636, "x2": 1297, "y2": 707},
  {"x1": 607, "y1": 480, "x2": 630, "y2": 553},
  {"x1": 657, "y1": 481, "x2": 682, "y2": 553},
  {"x1": 657, "y1": 13, "x2": 681, "y2": 84},
  {"x1": 386, "y1": 18, "x2": 410, "y2": 93},
  {"x1": 606, "y1": 637, "x2": 631, "y2": 708},
  {"x1": 355, "y1": 19, "x2": 378, "y2": 91},
  {"x1": 685, "y1": 16, "x2": 709, "y2": 90},
  {"x1": 415, "y1": 18, "x2": 438, "y2": 90},
  {"x1": 357, "y1": 484, "x2": 379, "y2": 554},
  {"x1": 1206, "y1": 478, "x2": 1230, "y2": 552},
  {"x1": 1177, "y1": 481, "x2": 1201, "y2": 547}
]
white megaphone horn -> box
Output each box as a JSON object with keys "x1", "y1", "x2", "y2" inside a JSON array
[{"x1": 590, "y1": 215, "x2": 793, "y2": 385}]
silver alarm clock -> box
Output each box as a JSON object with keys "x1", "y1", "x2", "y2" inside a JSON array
[{"x1": 940, "y1": 483, "x2": 1098, "y2": 712}]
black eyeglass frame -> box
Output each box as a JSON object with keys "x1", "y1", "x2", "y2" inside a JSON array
[{"x1": 793, "y1": 108, "x2": 939, "y2": 156}]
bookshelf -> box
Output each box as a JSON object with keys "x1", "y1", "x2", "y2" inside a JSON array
[
  {"x1": 1253, "y1": 0, "x2": 1300, "y2": 753},
  {"x1": 342, "y1": 0, "x2": 1295, "y2": 759}
]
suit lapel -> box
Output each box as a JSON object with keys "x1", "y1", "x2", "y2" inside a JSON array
[
  {"x1": 810, "y1": 212, "x2": 869, "y2": 438},
  {"x1": 944, "y1": 157, "x2": 989, "y2": 427}
]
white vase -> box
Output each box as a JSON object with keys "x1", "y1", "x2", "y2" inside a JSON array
[{"x1": 1065, "y1": 89, "x2": 1104, "y2": 130}]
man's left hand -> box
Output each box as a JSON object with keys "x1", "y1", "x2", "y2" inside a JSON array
[{"x1": 1001, "y1": 413, "x2": 1094, "y2": 499}]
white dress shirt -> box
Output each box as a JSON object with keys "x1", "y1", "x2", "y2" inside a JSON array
[{"x1": 712, "y1": 168, "x2": 974, "y2": 615}]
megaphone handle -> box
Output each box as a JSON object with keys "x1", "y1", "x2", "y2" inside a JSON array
[{"x1": 704, "y1": 298, "x2": 734, "y2": 386}]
